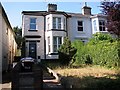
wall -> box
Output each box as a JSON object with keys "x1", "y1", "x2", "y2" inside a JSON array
[
  {"x1": 68, "y1": 15, "x2": 92, "y2": 42},
  {"x1": 0, "y1": 9, "x2": 2, "y2": 73},
  {"x1": 22, "y1": 15, "x2": 45, "y2": 59}
]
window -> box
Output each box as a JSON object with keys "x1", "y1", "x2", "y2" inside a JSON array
[
  {"x1": 63, "y1": 18, "x2": 66, "y2": 30},
  {"x1": 6, "y1": 27, "x2": 8, "y2": 34},
  {"x1": 47, "y1": 17, "x2": 50, "y2": 30},
  {"x1": 53, "y1": 36, "x2": 62, "y2": 52},
  {"x1": 48, "y1": 37, "x2": 50, "y2": 53},
  {"x1": 78, "y1": 21, "x2": 83, "y2": 31},
  {"x1": 30, "y1": 18, "x2": 36, "y2": 30},
  {"x1": 93, "y1": 20, "x2": 97, "y2": 31},
  {"x1": 53, "y1": 17, "x2": 61, "y2": 29},
  {"x1": 99, "y1": 20, "x2": 105, "y2": 31}
]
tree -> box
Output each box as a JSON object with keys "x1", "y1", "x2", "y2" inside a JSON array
[
  {"x1": 101, "y1": 1, "x2": 120, "y2": 65},
  {"x1": 101, "y1": 1, "x2": 120, "y2": 38},
  {"x1": 13, "y1": 26, "x2": 23, "y2": 49},
  {"x1": 58, "y1": 37, "x2": 77, "y2": 65}
]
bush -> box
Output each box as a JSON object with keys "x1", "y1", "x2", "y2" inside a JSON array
[
  {"x1": 72, "y1": 33, "x2": 119, "y2": 68},
  {"x1": 58, "y1": 37, "x2": 77, "y2": 65}
]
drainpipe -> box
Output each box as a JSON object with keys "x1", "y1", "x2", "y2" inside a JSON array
[{"x1": 43, "y1": 15, "x2": 46, "y2": 60}]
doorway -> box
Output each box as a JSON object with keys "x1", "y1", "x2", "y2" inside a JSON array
[{"x1": 29, "y1": 41, "x2": 37, "y2": 59}]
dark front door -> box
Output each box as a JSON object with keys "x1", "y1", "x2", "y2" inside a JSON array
[{"x1": 29, "y1": 41, "x2": 37, "y2": 59}]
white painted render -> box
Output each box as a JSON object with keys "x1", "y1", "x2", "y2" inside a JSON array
[
  {"x1": 68, "y1": 15, "x2": 92, "y2": 42},
  {"x1": 22, "y1": 15, "x2": 45, "y2": 60},
  {"x1": 0, "y1": 4, "x2": 17, "y2": 72},
  {"x1": 0, "y1": 11, "x2": 2, "y2": 73},
  {"x1": 22, "y1": 5, "x2": 107, "y2": 60}
]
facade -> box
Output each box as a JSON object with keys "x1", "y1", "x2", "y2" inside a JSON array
[
  {"x1": 0, "y1": 3, "x2": 17, "y2": 72},
  {"x1": 22, "y1": 4, "x2": 107, "y2": 60}
]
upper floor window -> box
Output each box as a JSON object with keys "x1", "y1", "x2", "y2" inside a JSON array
[
  {"x1": 78, "y1": 21, "x2": 83, "y2": 31},
  {"x1": 47, "y1": 17, "x2": 50, "y2": 30},
  {"x1": 30, "y1": 18, "x2": 36, "y2": 30},
  {"x1": 93, "y1": 20, "x2": 97, "y2": 31},
  {"x1": 99, "y1": 20, "x2": 105, "y2": 31},
  {"x1": 53, "y1": 17, "x2": 61, "y2": 29},
  {"x1": 53, "y1": 36, "x2": 62, "y2": 52}
]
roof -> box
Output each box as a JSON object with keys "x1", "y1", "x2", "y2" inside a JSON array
[{"x1": 22, "y1": 11, "x2": 71, "y2": 17}]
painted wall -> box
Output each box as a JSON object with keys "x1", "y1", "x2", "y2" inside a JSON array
[
  {"x1": 22, "y1": 15, "x2": 45, "y2": 60},
  {"x1": 0, "y1": 10, "x2": 2, "y2": 73},
  {"x1": 68, "y1": 15, "x2": 92, "y2": 42}
]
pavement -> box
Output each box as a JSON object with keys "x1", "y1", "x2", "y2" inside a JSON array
[{"x1": 1, "y1": 63, "x2": 64, "y2": 90}]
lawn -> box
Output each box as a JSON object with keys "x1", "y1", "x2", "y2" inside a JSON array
[{"x1": 53, "y1": 65, "x2": 120, "y2": 89}]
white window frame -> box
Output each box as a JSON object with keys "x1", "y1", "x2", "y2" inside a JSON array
[
  {"x1": 93, "y1": 20, "x2": 97, "y2": 31},
  {"x1": 29, "y1": 18, "x2": 37, "y2": 30},
  {"x1": 53, "y1": 17, "x2": 62, "y2": 29},
  {"x1": 99, "y1": 20, "x2": 105, "y2": 31},
  {"x1": 48, "y1": 37, "x2": 50, "y2": 53},
  {"x1": 53, "y1": 36, "x2": 62, "y2": 53}
]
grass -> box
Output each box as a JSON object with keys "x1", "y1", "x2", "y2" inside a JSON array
[{"x1": 51, "y1": 65, "x2": 120, "y2": 89}]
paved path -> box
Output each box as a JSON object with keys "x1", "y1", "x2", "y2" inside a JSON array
[{"x1": 1, "y1": 63, "x2": 64, "y2": 90}]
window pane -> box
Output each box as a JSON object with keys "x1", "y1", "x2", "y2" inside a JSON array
[
  {"x1": 58, "y1": 37, "x2": 62, "y2": 44},
  {"x1": 58, "y1": 24, "x2": 61, "y2": 29},
  {"x1": 99, "y1": 26, "x2": 102, "y2": 31},
  {"x1": 78, "y1": 21, "x2": 82, "y2": 26},
  {"x1": 58, "y1": 18, "x2": 61, "y2": 29},
  {"x1": 53, "y1": 45, "x2": 57, "y2": 52},
  {"x1": 53, "y1": 37, "x2": 57, "y2": 44},
  {"x1": 30, "y1": 18, "x2": 36, "y2": 23},
  {"x1": 30, "y1": 24, "x2": 36, "y2": 30},
  {"x1": 53, "y1": 17, "x2": 56, "y2": 29},
  {"x1": 78, "y1": 27, "x2": 83, "y2": 31}
]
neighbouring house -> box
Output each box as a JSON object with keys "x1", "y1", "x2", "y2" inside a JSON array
[
  {"x1": 22, "y1": 3, "x2": 107, "y2": 61},
  {"x1": 0, "y1": 3, "x2": 17, "y2": 72}
]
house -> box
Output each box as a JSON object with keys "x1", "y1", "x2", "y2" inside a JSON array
[
  {"x1": 22, "y1": 3, "x2": 107, "y2": 61},
  {"x1": 0, "y1": 3, "x2": 17, "y2": 72}
]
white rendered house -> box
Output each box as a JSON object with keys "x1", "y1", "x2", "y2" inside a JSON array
[{"x1": 22, "y1": 4, "x2": 107, "y2": 60}]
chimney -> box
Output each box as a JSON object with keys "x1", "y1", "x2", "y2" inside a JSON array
[
  {"x1": 82, "y1": 2, "x2": 91, "y2": 15},
  {"x1": 48, "y1": 4, "x2": 57, "y2": 12}
]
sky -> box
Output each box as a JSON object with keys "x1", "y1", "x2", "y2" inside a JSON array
[{"x1": 1, "y1": 2, "x2": 102, "y2": 28}]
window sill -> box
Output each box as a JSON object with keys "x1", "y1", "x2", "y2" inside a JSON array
[
  {"x1": 77, "y1": 31, "x2": 85, "y2": 34},
  {"x1": 48, "y1": 53, "x2": 59, "y2": 55},
  {"x1": 28, "y1": 30, "x2": 38, "y2": 31}
]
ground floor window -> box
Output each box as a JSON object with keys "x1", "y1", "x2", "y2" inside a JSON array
[{"x1": 53, "y1": 36, "x2": 62, "y2": 53}]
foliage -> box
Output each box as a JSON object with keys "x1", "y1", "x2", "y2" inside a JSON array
[
  {"x1": 101, "y1": 1, "x2": 120, "y2": 38},
  {"x1": 72, "y1": 33, "x2": 119, "y2": 68},
  {"x1": 58, "y1": 37, "x2": 77, "y2": 65},
  {"x1": 101, "y1": 1, "x2": 120, "y2": 63},
  {"x1": 13, "y1": 26, "x2": 23, "y2": 49}
]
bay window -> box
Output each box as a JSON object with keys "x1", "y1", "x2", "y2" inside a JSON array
[
  {"x1": 99, "y1": 20, "x2": 105, "y2": 31},
  {"x1": 53, "y1": 36, "x2": 62, "y2": 52},
  {"x1": 53, "y1": 17, "x2": 61, "y2": 29}
]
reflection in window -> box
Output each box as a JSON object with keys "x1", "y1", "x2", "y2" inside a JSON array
[
  {"x1": 53, "y1": 36, "x2": 62, "y2": 52},
  {"x1": 99, "y1": 20, "x2": 105, "y2": 31},
  {"x1": 53, "y1": 17, "x2": 61, "y2": 29},
  {"x1": 30, "y1": 18, "x2": 36, "y2": 30},
  {"x1": 78, "y1": 21, "x2": 83, "y2": 31}
]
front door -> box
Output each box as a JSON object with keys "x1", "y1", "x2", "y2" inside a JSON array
[{"x1": 29, "y1": 41, "x2": 37, "y2": 59}]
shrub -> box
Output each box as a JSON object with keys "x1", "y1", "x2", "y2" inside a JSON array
[
  {"x1": 58, "y1": 37, "x2": 77, "y2": 65},
  {"x1": 72, "y1": 33, "x2": 119, "y2": 68}
]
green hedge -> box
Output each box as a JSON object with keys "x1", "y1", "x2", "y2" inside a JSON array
[{"x1": 72, "y1": 33, "x2": 119, "y2": 68}]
